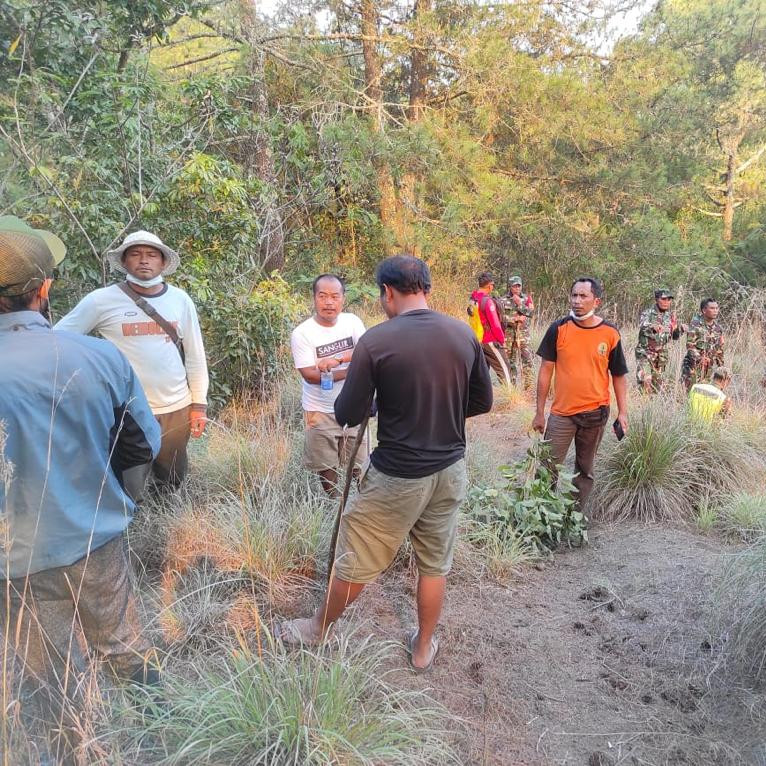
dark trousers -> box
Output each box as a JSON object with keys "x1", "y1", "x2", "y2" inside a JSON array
[
  {"x1": 544, "y1": 408, "x2": 608, "y2": 507},
  {"x1": 481, "y1": 342, "x2": 512, "y2": 386},
  {"x1": 1, "y1": 535, "x2": 153, "y2": 762},
  {"x1": 123, "y1": 404, "x2": 191, "y2": 502}
]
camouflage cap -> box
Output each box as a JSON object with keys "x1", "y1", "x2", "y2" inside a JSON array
[
  {"x1": 654, "y1": 287, "x2": 674, "y2": 300},
  {"x1": 0, "y1": 216, "x2": 66, "y2": 296},
  {"x1": 508, "y1": 275, "x2": 522, "y2": 286}
]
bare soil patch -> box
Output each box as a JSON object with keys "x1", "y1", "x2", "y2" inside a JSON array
[{"x1": 334, "y1": 411, "x2": 766, "y2": 765}]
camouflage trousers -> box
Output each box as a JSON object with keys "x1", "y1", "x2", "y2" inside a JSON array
[
  {"x1": 635, "y1": 353, "x2": 669, "y2": 393},
  {"x1": 505, "y1": 336, "x2": 534, "y2": 390},
  {"x1": 681, "y1": 353, "x2": 716, "y2": 391}
]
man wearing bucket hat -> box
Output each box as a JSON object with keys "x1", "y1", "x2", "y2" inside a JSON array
[
  {"x1": 0, "y1": 217, "x2": 162, "y2": 760},
  {"x1": 500, "y1": 275, "x2": 535, "y2": 391},
  {"x1": 57, "y1": 230, "x2": 209, "y2": 497},
  {"x1": 634, "y1": 288, "x2": 685, "y2": 393}
]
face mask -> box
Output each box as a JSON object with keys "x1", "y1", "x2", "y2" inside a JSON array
[
  {"x1": 126, "y1": 272, "x2": 164, "y2": 288},
  {"x1": 570, "y1": 308, "x2": 595, "y2": 321}
]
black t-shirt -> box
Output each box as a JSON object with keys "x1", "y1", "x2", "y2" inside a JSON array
[{"x1": 334, "y1": 309, "x2": 493, "y2": 478}]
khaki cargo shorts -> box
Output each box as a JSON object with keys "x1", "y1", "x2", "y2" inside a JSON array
[
  {"x1": 303, "y1": 410, "x2": 368, "y2": 471},
  {"x1": 333, "y1": 458, "x2": 467, "y2": 583}
]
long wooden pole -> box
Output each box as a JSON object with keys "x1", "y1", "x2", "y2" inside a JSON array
[{"x1": 326, "y1": 412, "x2": 371, "y2": 585}]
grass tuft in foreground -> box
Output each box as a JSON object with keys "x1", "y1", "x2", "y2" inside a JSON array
[
  {"x1": 117, "y1": 635, "x2": 460, "y2": 765},
  {"x1": 716, "y1": 535, "x2": 766, "y2": 685}
]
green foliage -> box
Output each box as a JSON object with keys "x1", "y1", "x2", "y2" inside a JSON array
[
  {"x1": 464, "y1": 439, "x2": 584, "y2": 556},
  {"x1": 118, "y1": 637, "x2": 459, "y2": 764},
  {"x1": 195, "y1": 275, "x2": 303, "y2": 409}
]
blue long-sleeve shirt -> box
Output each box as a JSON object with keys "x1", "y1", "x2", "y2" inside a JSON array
[{"x1": 0, "y1": 311, "x2": 161, "y2": 578}]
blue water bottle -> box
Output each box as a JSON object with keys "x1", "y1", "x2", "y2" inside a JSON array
[{"x1": 320, "y1": 370, "x2": 333, "y2": 391}]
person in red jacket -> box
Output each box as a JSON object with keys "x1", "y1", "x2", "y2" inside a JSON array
[{"x1": 471, "y1": 271, "x2": 512, "y2": 386}]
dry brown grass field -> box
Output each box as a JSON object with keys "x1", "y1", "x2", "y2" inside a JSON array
[{"x1": 4, "y1": 305, "x2": 766, "y2": 765}]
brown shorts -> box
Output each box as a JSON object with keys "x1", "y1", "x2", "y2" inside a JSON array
[
  {"x1": 303, "y1": 411, "x2": 368, "y2": 471},
  {"x1": 333, "y1": 459, "x2": 467, "y2": 583}
]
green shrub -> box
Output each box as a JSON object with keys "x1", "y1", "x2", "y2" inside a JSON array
[
  {"x1": 118, "y1": 637, "x2": 459, "y2": 765},
  {"x1": 464, "y1": 439, "x2": 584, "y2": 556},
  {"x1": 716, "y1": 536, "x2": 766, "y2": 684},
  {"x1": 195, "y1": 275, "x2": 304, "y2": 409}
]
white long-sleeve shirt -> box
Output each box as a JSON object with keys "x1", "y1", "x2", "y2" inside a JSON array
[{"x1": 56, "y1": 283, "x2": 209, "y2": 414}]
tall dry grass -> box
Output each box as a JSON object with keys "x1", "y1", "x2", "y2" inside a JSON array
[
  {"x1": 5, "y1": 296, "x2": 766, "y2": 763},
  {"x1": 590, "y1": 397, "x2": 764, "y2": 522},
  {"x1": 587, "y1": 318, "x2": 766, "y2": 523},
  {"x1": 716, "y1": 536, "x2": 766, "y2": 686}
]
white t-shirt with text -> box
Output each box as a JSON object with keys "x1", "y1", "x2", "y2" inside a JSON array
[
  {"x1": 290, "y1": 313, "x2": 366, "y2": 413},
  {"x1": 55, "y1": 283, "x2": 209, "y2": 415}
]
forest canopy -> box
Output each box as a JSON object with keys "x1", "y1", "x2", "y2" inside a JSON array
[{"x1": 1, "y1": 0, "x2": 764, "y2": 322}]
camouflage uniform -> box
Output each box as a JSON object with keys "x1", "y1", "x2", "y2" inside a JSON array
[
  {"x1": 681, "y1": 314, "x2": 724, "y2": 390},
  {"x1": 500, "y1": 278, "x2": 534, "y2": 390},
  {"x1": 635, "y1": 304, "x2": 682, "y2": 393}
]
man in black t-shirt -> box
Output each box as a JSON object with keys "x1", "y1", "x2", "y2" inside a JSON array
[{"x1": 278, "y1": 255, "x2": 493, "y2": 672}]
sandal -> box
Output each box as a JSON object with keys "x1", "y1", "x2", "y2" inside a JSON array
[{"x1": 405, "y1": 629, "x2": 440, "y2": 673}]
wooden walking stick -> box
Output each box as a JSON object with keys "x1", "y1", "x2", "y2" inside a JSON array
[{"x1": 326, "y1": 411, "x2": 371, "y2": 585}]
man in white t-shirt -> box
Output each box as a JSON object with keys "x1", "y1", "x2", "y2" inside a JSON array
[
  {"x1": 291, "y1": 274, "x2": 367, "y2": 495},
  {"x1": 56, "y1": 230, "x2": 209, "y2": 498}
]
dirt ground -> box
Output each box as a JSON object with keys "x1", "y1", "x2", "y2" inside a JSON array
[{"x1": 340, "y1": 411, "x2": 766, "y2": 765}]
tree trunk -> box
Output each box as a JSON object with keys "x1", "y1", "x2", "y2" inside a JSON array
[
  {"x1": 117, "y1": 46, "x2": 131, "y2": 73},
  {"x1": 407, "y1": 0, "x2": 430, "y2": 124},
  {"x1": 399, "y1": 0, "x2": 432, "y2": 256},
  {"x1": 360, "y1": 0, "x2": 399, "y2": 252},
  {"x1": 722, "y1": 149, "x2": 735, "y2": 242},
  {"x1": 241, "y1": 0, "x2": 285, "y2": 271}
]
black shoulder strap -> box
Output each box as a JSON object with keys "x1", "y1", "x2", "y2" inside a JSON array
[{"x1": 118, "y1": 282, "x2": 185, "y2": 364}]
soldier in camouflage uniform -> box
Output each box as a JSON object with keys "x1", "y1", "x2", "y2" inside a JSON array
[
  {"x1": 500, "y1": 275, "x2": 535, "y2": 390},
  {"x1": 634, "y1": 288, "x2": 684, "y2": 393},
  {"x1": 681, "y1": 297, "x2": 724, "y2": 391}
]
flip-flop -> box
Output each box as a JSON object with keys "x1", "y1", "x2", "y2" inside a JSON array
[
  {"x1": 405, "y1": 629, "x2": 440, "y2": 673},
  {"x1": 275, "y1": 617, "x2": 330, "y2": 647}
]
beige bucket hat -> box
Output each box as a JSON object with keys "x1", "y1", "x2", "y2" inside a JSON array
[
  {"x1": 0, "y1": 216, "x2": 66, "y2": 296},
  {"x1": 106, "y1": 230, "x2": 180, "y2": 275}
]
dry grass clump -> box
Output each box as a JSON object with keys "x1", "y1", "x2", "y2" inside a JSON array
[
  {"x1": 591, "y1": 398, "x2": 763, "y2": 522},
  {"x1": 115, "y1": 636, "x2": 460, "y2": 765},
  {"x1": 153, "y1": 564, "x2": 253, "y2": 651},
  {"x1": 717, "y1": 492, "x2": 766, "y2": 542},
  {"x1": 459, "y1": 515, "x2": 536, "y2": 581},
  {"x1": 716, "y1": 535, "x2": 766, "y2": 685},
  {"x1": 162, "y1": 486, "x2": 328, "y2": 584}
]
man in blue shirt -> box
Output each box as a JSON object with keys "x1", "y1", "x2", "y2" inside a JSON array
[{"x1": 0, "y1": 217, "x2": 161, "y2": 762}]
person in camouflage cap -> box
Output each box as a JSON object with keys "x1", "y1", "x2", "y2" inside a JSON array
[
  {"x1": 500, "y1": 275, "x2": 535, "y2": 390},
  {"x1": 681, "y1": 297, "x2": 724, "y2": 391},
  {"x1": 634, "y1": 288, "x2": 684, "y2": 393}
]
